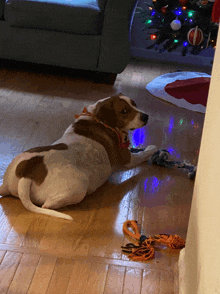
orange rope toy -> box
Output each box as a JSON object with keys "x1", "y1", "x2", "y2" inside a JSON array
[{"x1": 121, "y1": 220, "x2": 185, "y2": 261}]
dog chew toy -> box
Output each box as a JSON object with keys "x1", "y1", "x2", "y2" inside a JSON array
[
  {"x1": 121, "y1": 220, "x2": 185, "y2": 261},
  {"x1": 130, "y1": 148, "x2": 196, "y2": 179},
  {"x1": 151, "y1": 149, "x2": 197, "y2": 179}
]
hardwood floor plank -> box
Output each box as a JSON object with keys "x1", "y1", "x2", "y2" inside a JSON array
[
  {"x1": 70, "y1": 210, "x2": 98, "y2": 257},
  {"x1": 83, "y1": 263, "x2": 109, "y2": 294},
  {"x1": 27, "y1": 255, "x2": 57, "y2": 294},
  {"x1": 7, "y1": 253, "x2": 40, "y2": 294},
  {"x1": 5, "y1": 213, "x2": 34, "y2": 247},
  {"x1": 103, "y1": 265, "x2": 126, "y2": 294},
  {"x1": 0, "y1": 198, "x2": 21, "y2": 243},
  {"x1": 0, "y1": 250, "x2": 6, "y2": 263},
  {"x1": 70, "y1": 235, "x2": 91, "y2": 257},
  {"x1": 66, "y1": 261, "x2": 92, "y2": 294},
  {"x1": 23, "y1": 215, "x2": 48, "y2": 249},
  {"x1": 38, "y1": 219, "x2": 64, "y2": 251},
  {"x1": 159, "y1": 270, "x2": 175, "y2": 294},
  {"x1": 54, "y1": 222, "x2": 77, "y2": 255},
  {"x1": 0, "y1": 251, "x2": 22, "y2": 294},
  {"x1": 174, "y1": 262, "x2": 179, "y2": 294},
  {"x1": 141, "y1": 270, "x2": 160, "y2": 294},
  {"x1": 123, "y1": 267, "x2": 143, "y2": 294},
  {"x1": 45, "y1": 257, "x2": 74, "y2": 294}
]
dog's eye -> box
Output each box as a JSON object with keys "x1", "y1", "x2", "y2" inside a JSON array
[{"x1": 121, "y1": 109, "x2": 128, "y2": 114}]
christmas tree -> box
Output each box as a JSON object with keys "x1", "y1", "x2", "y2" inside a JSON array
[{"x1": 136, "y1": 0, "x2": 219, "y2": 56}]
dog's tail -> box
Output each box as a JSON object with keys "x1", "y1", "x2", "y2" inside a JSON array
[{"x1": 18, "y1": 178, "x2": 73, "y2": 221}]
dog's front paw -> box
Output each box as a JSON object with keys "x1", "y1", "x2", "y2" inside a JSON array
[{"x1": 143, "y1": 145, "x2": 158, "y2": 159}]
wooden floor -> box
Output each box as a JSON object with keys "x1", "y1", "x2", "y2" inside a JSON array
[{"x1": 0, "y1": 58, "x2": 211, "y2": 293}]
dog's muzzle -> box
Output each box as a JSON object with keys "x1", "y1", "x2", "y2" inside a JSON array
[{"x1": 141, "y1": 113, "x2": 149, "y2": 125}]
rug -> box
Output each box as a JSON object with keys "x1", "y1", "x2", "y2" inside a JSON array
[{"x1": 146, "y1": 72, "x2": 211, "y2": 113}]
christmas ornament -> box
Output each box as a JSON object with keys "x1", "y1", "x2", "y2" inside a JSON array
[
  {"x1": 170, "y1": 19, "x2": 182, "y2": 30},
  {"x1": 200, "y1": 0, "x2": 208, "y2": 4},
  {"x1": 187, "y1": 27, "x2": 204, "y2": 45},
  {"x1": 179, "y1": 0, "x2": 189, "y2": 5},
  {"x1": 161, "y1": 6, "x2": 168, "y2": 14}
]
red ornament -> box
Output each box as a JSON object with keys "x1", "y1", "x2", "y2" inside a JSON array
[
  {"x1": 179, "y1": 0, "x2": 189, "y2": 5},
  {"x1": 187, "y1": 27, "x2": 204, "y2": 45},
  {"x1": 161, "y1": 6, "x2": 167, "y2": 14}
]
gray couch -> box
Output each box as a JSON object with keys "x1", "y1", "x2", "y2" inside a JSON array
[{"x1": 0, "y1": 0, "x2": 138, "y2": 83}]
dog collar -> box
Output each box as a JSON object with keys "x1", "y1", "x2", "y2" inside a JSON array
[{"x1": 75, "y1": 107, "x2": 130, "y2": 148}]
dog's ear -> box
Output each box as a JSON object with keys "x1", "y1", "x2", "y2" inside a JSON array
[{"x1": 95, "y1": 99, "x2": 117, "y2": 127}]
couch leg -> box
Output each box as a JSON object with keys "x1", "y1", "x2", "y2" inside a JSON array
[{"x1": 93, "y1": 72, "x2": 117, "y2": 85}]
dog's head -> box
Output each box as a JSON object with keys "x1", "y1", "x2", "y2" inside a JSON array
[{"x1": 87, "y1": 94, "x2": 149, "y2": 133}]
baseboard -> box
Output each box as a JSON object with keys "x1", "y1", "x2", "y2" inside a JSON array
[{"x1": 178, "y1": 248, "x2": 186, "y2": 294}]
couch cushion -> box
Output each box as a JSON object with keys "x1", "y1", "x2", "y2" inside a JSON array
[{"x1": 5, "y1": 0, "x2": 103, "y2": 35}]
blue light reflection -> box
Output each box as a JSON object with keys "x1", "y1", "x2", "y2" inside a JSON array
[
  {"x1": 168, "y1": 116, "x2": 174, "y2": 134},
  {"x1": 144, "y1": 176, "x2": 160, "y2": 194},
  {"x1": 166, "y1": 146, "x2": 181, "y2": 159},
  {"x1": 130, "y1": 128, "x2": 146, "y2": 148}
]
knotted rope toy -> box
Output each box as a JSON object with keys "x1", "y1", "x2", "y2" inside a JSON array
[
  {"x1": 130, "y1": 148, "x2": 197, "y2": 179},
  {"x1": 121, "y1": 220, "x2": 185, "y2": 261},
  {"x1": 151, "y1": 149, "x2": 197, "y2": 179}
]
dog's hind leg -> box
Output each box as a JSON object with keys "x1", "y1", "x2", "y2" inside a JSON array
[
  {"x1": 0, "y1": 183, "x2": 10, "y2": 196},
  {"x1": 42, "y1": 178, "x2": 89, "y2": 210}
]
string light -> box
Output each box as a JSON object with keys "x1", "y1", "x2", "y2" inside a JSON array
[
  {"x1": 174, "y1": 9, "x2": 182, "y2": 16},
  {"x1": 151, "y1": 34, "x2": 157, "y2": 40},
  {"x1": 183, "y1": 41, "x2": 188, "y2": 46},
  {"x1": 187, "y1": 10, "x2": 195, "y2": 17},
  {"x1": 146, "y1": 19, "x2": 152, "y2": 24},
  {"x1": 174, "y1": 39, "x2": 179, "y2": 43}
]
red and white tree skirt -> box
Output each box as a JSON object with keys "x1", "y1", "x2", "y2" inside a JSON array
[{"x1": 146, "y1": 72, "x2": 211, "y2": 113}]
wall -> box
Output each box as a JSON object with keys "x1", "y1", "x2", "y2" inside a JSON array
[{"x1": 178, "y1": 22, "x2": 220, "y2": 294}]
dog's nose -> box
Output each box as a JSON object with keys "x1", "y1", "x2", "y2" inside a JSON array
[{"x1": 141, "y1": 113, "x2": 148, "y2": 124}]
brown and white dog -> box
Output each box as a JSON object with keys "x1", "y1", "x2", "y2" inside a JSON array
[{"x1": 0, "y1": 94, "x2": 157, "y2": 220}]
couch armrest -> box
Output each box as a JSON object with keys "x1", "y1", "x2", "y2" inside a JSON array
[{"x1": 97, "y1": 0, "x2": 138, "y2": 73}]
